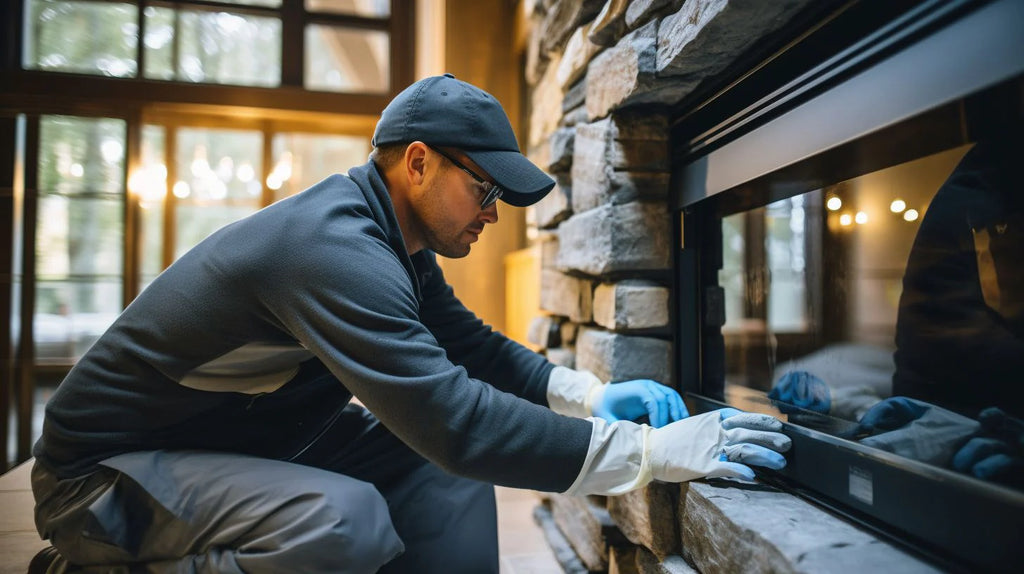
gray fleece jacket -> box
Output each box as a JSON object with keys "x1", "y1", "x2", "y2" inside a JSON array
[{"x1": 34, "y1": 161, "x2": 592, "y2": 491}]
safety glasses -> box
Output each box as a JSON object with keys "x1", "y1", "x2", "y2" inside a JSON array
[{"x1": 427, "y1": 145, "x2": 504, "y2": 209}]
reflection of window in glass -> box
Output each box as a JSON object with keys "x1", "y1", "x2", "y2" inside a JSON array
[
  {"x1": 269, "y1": 133, "x2": 370, "y2": 201},
  {"x1": 219, "y1": 0, "x2": 282, "y2": 6},
  {"x1": 36, "y1": 116, "x2": 126, "y2": 363},
  {"x1": 174, "y1": 127, "x2": 263, "y2": 259},
  {"x1": 305, "y1": 25, "x2": 389, "y2": 93},
  {"x1": 720, "y1": 213, "x2": 745, "y2": 330},
  {"x1": 765, "y1": 195, "x2": 808, "y2": 332},
  {"x1": 143, "y1": 7, "x2": 281, "y2": 86},
  {"x1": 306, "y1": 0, "x2": 390, "y2": 17},
  {"x1": 136, "y1": 125, "x2": 167, "y2": 291},
  {"x1": 24, "y1": 0, "x2": 138, "y2": 77}
]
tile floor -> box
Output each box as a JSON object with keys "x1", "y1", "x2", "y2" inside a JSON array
[{"x1": 0, "y1": 460, "x2": 562, "y2": 573}]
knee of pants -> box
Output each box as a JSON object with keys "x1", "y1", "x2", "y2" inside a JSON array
[{"x1": 271, "y1": 477, "x2": 405, "y2": 572}]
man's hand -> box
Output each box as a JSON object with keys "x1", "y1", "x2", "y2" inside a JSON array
[
  {"x1": 591, "y1": 379, "x2": 688, "y2": 428},
  {"x1": 648, "y1": 408, "x2": 791, "y2": 482}
]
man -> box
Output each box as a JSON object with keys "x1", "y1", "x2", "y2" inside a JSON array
[{"x1": 30, "y1": 74, "x2": 791, "y2": 573}]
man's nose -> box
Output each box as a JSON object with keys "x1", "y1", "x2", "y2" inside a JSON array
[{"x1": 480, "y1": 201, "x2": 499, "y2": 224}]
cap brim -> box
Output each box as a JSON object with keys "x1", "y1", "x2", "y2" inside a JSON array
[{"x1": 464, "y1": 149, "x2": 556, "y2": 207}]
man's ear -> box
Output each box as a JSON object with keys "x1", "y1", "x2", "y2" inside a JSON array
[{"x1": 404, "y1": 142, "x2": 429, "y2": 187}]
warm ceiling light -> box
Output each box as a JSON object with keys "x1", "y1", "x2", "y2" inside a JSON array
[
  {"x1": 827, "y1": 196, "x2": 842, "y2": 211},
  {"x1": 839, "y1": 213, "x2": 853, "y2": 226},
  {"x1": 903, "y1": 209, "x2": 919, "y2": 222},
  {"x1": 855, "y1": 211, "x2": 868, "y2": 225},
  {"x1": 173, "y1": 181, "x2": 191, "y2": 198},
  {"x1": 890, "y1": 199, "x2": 907, "y2": 213}
]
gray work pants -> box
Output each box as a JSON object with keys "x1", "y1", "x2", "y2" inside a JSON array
[{"x1": 32, "y1": 405, "x2": 499, "y2": 573}]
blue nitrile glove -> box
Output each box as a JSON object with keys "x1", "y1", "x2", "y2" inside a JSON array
[
  {"x1": 855, "y1": 396, "x2": 930, "y2": 434},
  {"x1": 592, "y1": 379, "x2": 688, "y2": 428},
  {"x1": 716, "y1": 408, "x2": 789, "y2": 479},
  {"x1": 647, "y1": 407, "x2": 791, "y2": 483},
  {"x1": 952, "y1": 407, "x2": 1024, "y2": 488},
  {"x1": 768, "y1": 370, "x2": 831, "y2": 414}
]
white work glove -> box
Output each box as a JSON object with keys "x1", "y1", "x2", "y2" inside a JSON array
[
  {"x1": 546, "y1": 366, "x2": 604, "y2": 418},
  {"x1": 649, "y1": 407, "x2": 791, "y2": 482},
  {"x1": 565, "y1": 408, "x2": 791, "y2": 496}
]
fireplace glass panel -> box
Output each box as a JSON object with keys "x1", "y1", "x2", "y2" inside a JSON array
[{"x1": 718, "y1": 135, "x2": 1023, "y2": 492}]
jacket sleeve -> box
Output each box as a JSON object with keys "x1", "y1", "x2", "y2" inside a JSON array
[
  {"x1": 260, "y1": 228, "x2": 588, "y2": 492},
  {"x1": 413, "y1": 251, "x2": 555, "y2": 406}
]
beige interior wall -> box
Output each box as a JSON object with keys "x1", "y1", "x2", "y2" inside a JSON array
[{"x1": 430, "y1": 0, "x2": 528, "y2": 335}]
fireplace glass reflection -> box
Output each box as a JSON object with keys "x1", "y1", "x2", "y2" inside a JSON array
[{"x1": 719, "y1": 134, "x2": 1023, "y2": 492}]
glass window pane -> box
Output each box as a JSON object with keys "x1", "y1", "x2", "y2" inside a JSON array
[
  {"x1": 143, "y1": 8, "x2": 281, "y2": 87},
  {"x1": 269, "y1": 133, "x2": 370, "y2": 201},
  {"x1": 765, "y1": 195, "x2": 808, "y2": 332},
  {"x1": 39, "y1": 115, "x2": 127, "y2": 195},
  {"x1": 306, "y1": 0, "x2": 390, "y2": 17},
  {"x1": 137, "y1": 125, "x2": 167, "y2": 288},
  {"x1": 36, "y1": 196, "x2": 124, "y2": 279},
  {"x1": 24, "y1": 0, "x2": 138, "y2": 77},
  {"x1": 174, "y1": 127, "x2": 263, "y2": 259},
  {"x1": 218, "y1": 0, "x2": 282, "y2": 7},
  {"x1": 305, "y1": 25, "x2": 389, "y2": 93},
  {"x1": 35, "y1": 280, "x2": 123, "y2": 363}
]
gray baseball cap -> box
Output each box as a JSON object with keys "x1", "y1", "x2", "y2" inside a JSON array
[{"x1": 372, "y1": 74, "x2": 556, "y2": 207}]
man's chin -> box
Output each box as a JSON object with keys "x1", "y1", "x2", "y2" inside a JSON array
[{"x1": 434, "y1": 244, "x2": 472, "y2": 259}]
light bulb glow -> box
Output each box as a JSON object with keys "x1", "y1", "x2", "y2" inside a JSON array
[
  {"x1": 839, "y1": 213, "x2": 853, "y2": 226},
  {"x1": 890, "y1": 199, "x2": 906, "y2": 213},
  {"x1": 826, "y1": 196, "x2": 842, "y2": 211},
  {"x1": 855, "y1": 211, "x2": 868, "y2": 225},
  {"x1": 173, "y1": 181, "x2": 191, "y2": 198},
  {"x1": 903, "y1": 209, "x2": 919, "y2": 222}
]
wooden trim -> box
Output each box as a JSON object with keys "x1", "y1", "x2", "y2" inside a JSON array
[{"x1": 14, "y1": 114, "x2": 38, "y2": 463}]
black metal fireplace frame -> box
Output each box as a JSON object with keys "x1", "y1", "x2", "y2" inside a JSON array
[{"x1": 669, "y1": 0, "x2": 1024, "y2": 571}]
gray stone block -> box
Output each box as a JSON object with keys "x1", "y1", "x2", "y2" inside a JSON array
[
  {"x1": 558, "y1": 22, "x2": 605, "y2": 89},
  {"x1": 540, "y1": 0, "x2": 607, "y2": 55},
  {"x1": 563, "y1": 77, "x2": 588, "y2": 114},
  {"x1": 546, "y1": 346, "x2": 577, "y2": 368},
  {"x1": 607, "y1": 482, "x2": 680, "y2": 558},
  {"x1": 549, "y1": 127, "x2": 576, "y2": 173},
  {"x1": 548, "y1": 493, "x2": 609, "y2": 572},
  {"x1": 540, "y1": 231, "x2": 560, "y2": 269},
  {"x1": 557, "y1": 202, "x2": 671, "y2": 276},
  {"x1": 625, "y1": 0, "x2": 685, "y2": 29},
  {"x1": 524, "y1": 11, "x2": 551, "y2": 86},
  {"x1": 576, "y1": 328, "x2": 672, "y2": 383},
  {"x1": 635, "y1": 549, "x2": 698, "y2": 574},
  {"x1": 528, "y1": 315, "x2": 561, "y2": 349},
  {"x1": 540, "y1": 269, "x2": 593, "y2": 323},
  {"x1": 593, "y1": 280, "x2": 670, "y2": 331},
  {"x1": 535, "y1": 175, "x2": 572, "y2": 229},
  {"x1": 528, "y1": 52, "x2": 565, "y2": 150},
  {"x1": 679, "y1": 481, "x2": 942, "y2": 574},
  {"x1": 562, "y1": 104, "x2": 590, "y2": 127},
  {"x1": 585, "y1": 21, "x2": 696, "y2": 120},
  {"x1": 657, "y1": 0, "x2": 812, "y2": 78},
  {"x1": 589, "y1": 0, "x2": 630, "y2": 47}
]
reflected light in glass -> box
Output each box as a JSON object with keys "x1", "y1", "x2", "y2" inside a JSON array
[
  {"x1": 903, "y1": 208, "x2": 920, "y2": 222},
  {"x1": 855, "y1": 211, "x2": 868, "y2": 225},
  {"x1": 890, "y1": 198, "x2": 907, "y2": 213},
  {"x1": 826, "y1": 196, "x2": 842, "y2": 211},
  {"x1": 173, "y1": 181, "x2": 191, "y2": 198},
  {"x1": 70, "y1": 163, "x2": 84, "y2": 177},
  {"x1": 839, "y1": 213, "x2": 853, "y2": 226}
]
